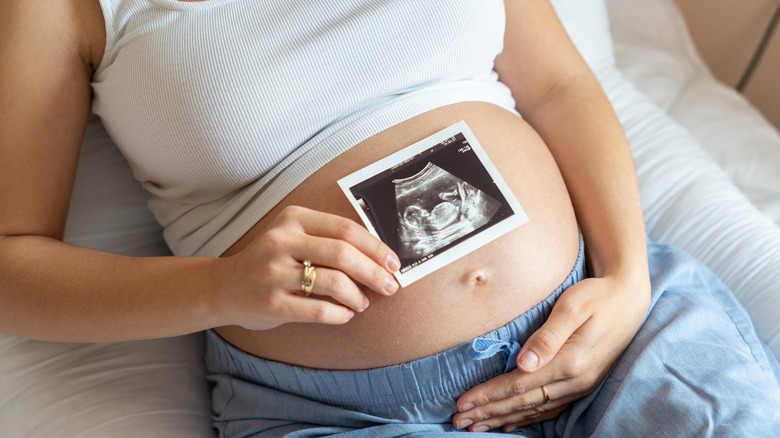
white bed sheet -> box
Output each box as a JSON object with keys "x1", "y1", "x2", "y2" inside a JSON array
[{"x1": 1, "y1": 0, "x2": 778, "y2": 436}]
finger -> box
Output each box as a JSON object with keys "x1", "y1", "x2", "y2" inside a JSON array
[
  {"x1": 501, "y1": 404, "x2": 569, "y2": 433},
  {"x1": 467, "y1": 401, "x2": 570, "y2": 433},
  {"x1": 456, "y1": 364, "x2": 557, "y2": 413},
  {"x1": 499, "y1": 402, "x2": 571, "y2": 433},
  {"x1": 456, "y1": 381, "x2": 556, "y2": 423},
  {"x1": 290, "y1": 235, "x2": 398, "y2": 296},
  {"x1": 516, "y1": 287, "x2": 590, "y2": 372},
  {"x1": 453, "y1": 378, "x2": 566, "y2": 428},
  {"x1": 279, "y1": 293, "x2": 356, "y2": 325},
  {"x1": 455, "y1": 382, "x2": 570, "y2": 431},
  {"x1": 292, "y1": 207, "x2": 401, "y2": 273},
  {"x1": 288, "y1": 264, "x2": 369, "y2": 313}
]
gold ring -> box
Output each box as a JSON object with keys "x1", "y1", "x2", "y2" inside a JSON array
[
  {"x1": 541, "y1": 385, "x2": 552, "y2": 404},
  {"x1": 301, "y1": 260, "x2": 316, "y2": 297}
]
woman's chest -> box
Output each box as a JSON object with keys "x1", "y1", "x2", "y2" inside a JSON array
[{"x1": 92, "y1": 1, "x2": 506, "y2": 196}]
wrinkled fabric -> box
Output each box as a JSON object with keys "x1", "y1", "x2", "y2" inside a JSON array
[{"x1": 205, "y1": 241, "x2": 780, "y2": 437}]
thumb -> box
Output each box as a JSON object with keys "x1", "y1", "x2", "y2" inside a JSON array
[{"x1": 517, "y1": 297, "x2": 587, "y2": 372}]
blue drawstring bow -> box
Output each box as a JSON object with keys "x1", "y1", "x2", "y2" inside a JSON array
[{"x1": 468, "y1": 337, "x2": 521, "y2": 373}]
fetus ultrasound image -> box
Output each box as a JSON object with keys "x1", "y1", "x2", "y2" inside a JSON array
[
  {"x1": 347, "y1": 132, "x2": 516, "y2": 274},
  {"x1": 394, "y1": 163, "x2": 500, "y2": 259}
]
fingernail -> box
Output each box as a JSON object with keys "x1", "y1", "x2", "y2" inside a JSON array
[
  {"x1": 459, "y1": 402, "x2": 475, "y2": 412},
  {"x1": 387, "y1": 254, "x2": 400, "y2": 272},
  {"x1": 346, "y1": 309, "x2": 355, "y2": 319},
  {"x1": 504, "y1": 426, "x2": 518, "y2": 433},
  {"x1": 363, "y1": 296, "x2": 370, "y2": 311},
  {"x1": 518, "y1": 351, "x2": 539, "y2": 371},
  {"x1": 474, "y1": 425, "x2": 489, "y2": 433},
  {"x1": 456, "y1": 419, "x2": 473, "y2": 429},
  {"x1": 384, "y1": 276, "x2": 399, "y2": 294}
]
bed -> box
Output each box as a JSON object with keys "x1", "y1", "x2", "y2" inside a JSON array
[{"x1": 2, "y1": 0, "x2": 778, "y2": 435}]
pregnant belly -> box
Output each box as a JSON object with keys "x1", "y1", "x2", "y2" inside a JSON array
[{"x1": 217, "y1": 102, "x2": 580, "y2": 370}]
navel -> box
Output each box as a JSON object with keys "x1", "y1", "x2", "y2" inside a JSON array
[{"x1": 462, "y1": 269, "x2": 491, "y2": 288}]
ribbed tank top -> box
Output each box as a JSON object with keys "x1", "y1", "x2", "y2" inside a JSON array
[{"x1": 91, "y1": 0, "x2": 517, "y2": 257}]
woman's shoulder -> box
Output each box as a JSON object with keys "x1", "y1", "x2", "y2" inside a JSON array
[
  {"x1": 1, "y1": 0, "x2": 105, "y2": 74},
  {"x1": 1, "y1": 0, "x2": 107, "y2": 241}
]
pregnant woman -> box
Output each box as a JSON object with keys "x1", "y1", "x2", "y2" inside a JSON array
[{"x1": 2, "y1": 0, "x2": 778, "y2": 436}]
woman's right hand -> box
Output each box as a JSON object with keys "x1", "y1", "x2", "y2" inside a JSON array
[{"x1": 215, "y1": 206, "x2": 401, "y2": 330}]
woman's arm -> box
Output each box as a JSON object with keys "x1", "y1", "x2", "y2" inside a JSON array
[
  {"x1": 454, "y1": 0, "x2": 651, "y2": 431},
  {"x1": 0, "y1": 0, "x2": 223, "y2": 342},
  {"x1": 0, "y1": 0, "x2": 398, "y2": 343}
]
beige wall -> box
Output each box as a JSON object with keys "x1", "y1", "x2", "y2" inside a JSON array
[
  {"x1": 675, "y1": 0, "x2": 780, "y2": 128},
  {"x1": 744, "y1": 23, "x2": 780, "y2": 128}
]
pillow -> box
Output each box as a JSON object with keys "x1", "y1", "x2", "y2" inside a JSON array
[
  {"x1": 551, "y1": 0, "x2": 614, "y2": 70},
  {"x1": 607, "y1": 0, "x2": 780, "y2": 226},
  {"x1": 554, "y1": 0, "x2": 780, "y2": 357},
  {"x1": 598, "y1": 65, "x2": 780, "y2": 357},
  {"x1": 668, "y1": 82, "x2": 780, "y2": 225}
]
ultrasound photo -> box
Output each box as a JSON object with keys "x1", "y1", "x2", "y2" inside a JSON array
[
  {"x1": 395, "y1": 163, "x2": 501, "y2": 259},
  {"x1": 338, "y1": 121, "x2": 528, "y2": 287}
]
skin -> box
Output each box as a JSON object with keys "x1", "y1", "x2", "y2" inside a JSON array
[
  {"x1": 0, "y1": 0, "x2": 650, "y2": 432},
  {"x1": 216, "y1": 99, "x2": 581, "y2": 369}
]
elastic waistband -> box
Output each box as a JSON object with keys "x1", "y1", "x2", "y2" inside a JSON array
[{"x1": 206, "y1": 234, "x2": 585, "y2": 411}]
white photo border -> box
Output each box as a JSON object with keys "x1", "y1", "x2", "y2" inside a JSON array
[{"x1": 337, "y1": 120, "x2": 529, "y2": 287}]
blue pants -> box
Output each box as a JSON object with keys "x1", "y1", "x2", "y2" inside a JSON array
[{"x1": 205, "y1": 242, "x2": 780, "y2": 436}]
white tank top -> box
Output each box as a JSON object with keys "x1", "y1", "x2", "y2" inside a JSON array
[{"x1": 91, "y1": 0, "x2": 517, "y2": 257}]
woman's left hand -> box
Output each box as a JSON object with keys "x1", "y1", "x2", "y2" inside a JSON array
[{"x1": 452, "y1": 274, "x2": 650, "y2": 433}]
